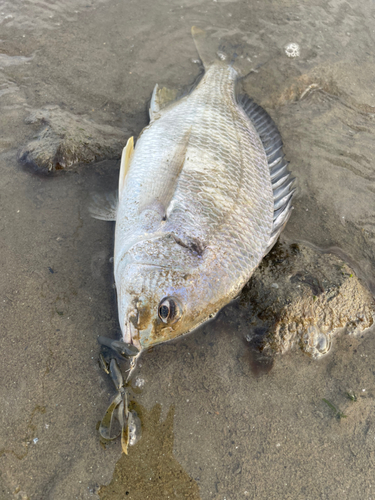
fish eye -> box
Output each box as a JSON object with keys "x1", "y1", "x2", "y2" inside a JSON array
[{"x1": 158, "y1": 297, "x2": 181, "y2": 324}]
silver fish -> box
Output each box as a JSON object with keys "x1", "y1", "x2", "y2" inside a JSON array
[{"x1": 96, "y1": 27, "x2": 294, "y2": 359}]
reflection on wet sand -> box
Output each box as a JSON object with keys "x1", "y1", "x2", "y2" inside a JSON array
[{"x1": 99, "y1": 404, "x2": 200, "y2": 500}]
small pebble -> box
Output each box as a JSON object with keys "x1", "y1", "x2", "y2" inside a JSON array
[{"x1": 284, "y1": 42, "x2": 300, "y2": 58}]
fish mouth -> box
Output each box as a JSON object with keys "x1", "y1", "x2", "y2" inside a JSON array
[
  {"x1": 123, "y1": 316, "x2": 142, "y2": 351},
  {"x1": 97, "y1": 336, "x2": 140, "y2": 358}
]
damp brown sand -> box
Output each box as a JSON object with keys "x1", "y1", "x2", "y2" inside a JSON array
[
  {"x1": 241, "y1": 241, "x2": 374, "y2": 358},
  {"x1": 98, "y1": 405, "x2": 200, "y2": 500}
]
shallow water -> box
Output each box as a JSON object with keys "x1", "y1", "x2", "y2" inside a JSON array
[{"x1": 0, "y1": 1, "x2": 375, "y2": 499}]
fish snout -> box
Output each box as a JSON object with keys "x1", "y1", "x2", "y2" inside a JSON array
[{"x1": 123, "y1": 310, "x2": 141, "y2": 350}]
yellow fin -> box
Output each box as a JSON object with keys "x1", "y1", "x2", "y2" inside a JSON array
[{"x1": 119, "y1": 136, "x2": 134, "y2": 200}]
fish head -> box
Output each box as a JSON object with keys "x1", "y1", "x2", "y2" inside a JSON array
[{"x1": 117, "y1": 260, "x2": 221, "y2": 351}]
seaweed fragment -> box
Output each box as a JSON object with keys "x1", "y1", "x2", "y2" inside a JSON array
[
  {"x1": 322, "y1": 398, "x2": 347, "y2": 420},
  {"x1": 346, "y1": 391, "x2": 357, "y2": 402}
]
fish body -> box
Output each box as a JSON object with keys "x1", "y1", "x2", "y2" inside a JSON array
[{"x1": 113, "y1": 28, "x2": 294, "y2": 352}]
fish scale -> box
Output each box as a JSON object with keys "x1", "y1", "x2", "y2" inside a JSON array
[
  {"x1": 107, "y1": 28, "x2": 293, "y2": 351},
  {"x1": 164, "y1": 67, "x2": 272, "y2": 251}
]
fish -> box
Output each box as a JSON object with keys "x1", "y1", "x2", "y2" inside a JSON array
[{"x1": 93, "y1": 27, "x2": 294, "y2": 364}]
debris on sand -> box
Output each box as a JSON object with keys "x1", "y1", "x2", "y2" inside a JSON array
[
  {"x1": 241, "y1": 241, "x2": 374, "y2": 358},
  {"x1": 19, "y1": 105, "x2": 127, "y2": 172}
]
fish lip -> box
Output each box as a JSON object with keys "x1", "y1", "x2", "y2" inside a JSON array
[{"x1": 123, "y1": 309, "x2": 142, "y2": 351}]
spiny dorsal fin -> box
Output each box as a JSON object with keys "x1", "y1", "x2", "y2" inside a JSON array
[
  {"x1": 119, "y1": 136, "x2": 134, "y2": 200},
  {"x1": 237, "y1": 94, "x2": 295, "y2": 254}
]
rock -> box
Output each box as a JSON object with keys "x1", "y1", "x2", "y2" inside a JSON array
[
  {"x1": 19, "y1": 105, "x2": 127, "y2": 172},
  {"x1": 241, "y1": 241, "x2": 374, "y2": 358}
]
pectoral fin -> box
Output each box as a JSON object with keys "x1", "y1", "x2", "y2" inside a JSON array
[
  {"x1": 89, "y1": 191, "x2": 118, "y2": 221},
  {"x1": 138, "y1": 129, "x2": 191, "y2": 216}
]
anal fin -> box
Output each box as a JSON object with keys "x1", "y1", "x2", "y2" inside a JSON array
[{"x1": 149, "y1": 84, "x2": 178, "y2": 121}]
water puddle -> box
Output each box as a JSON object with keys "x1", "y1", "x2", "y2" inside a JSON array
[{"x1": 98, "y1": 404, "x2": 200, "y2": 499}]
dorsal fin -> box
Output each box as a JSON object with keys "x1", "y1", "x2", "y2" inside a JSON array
[
  {"x1": 119, "y1": 136, "x2": 134, "y2": 200},
  {"x1": 237, "y1": 94, "x2": 295, "y2": 254}
]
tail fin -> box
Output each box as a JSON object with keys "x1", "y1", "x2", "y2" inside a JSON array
[{"x1": 191, "y1": 26, "x2": 255, "y2": 77}]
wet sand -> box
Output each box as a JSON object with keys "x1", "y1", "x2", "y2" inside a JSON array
[{"x1": 0, "y1": 0, "x2": 375, "y2": 499}]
